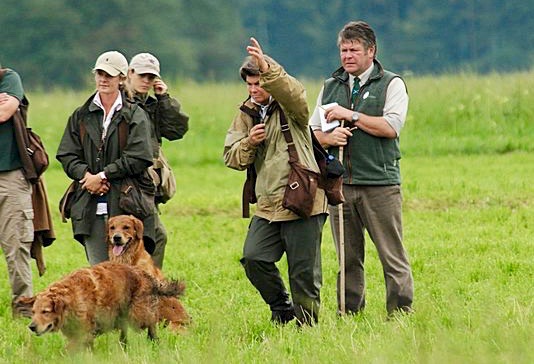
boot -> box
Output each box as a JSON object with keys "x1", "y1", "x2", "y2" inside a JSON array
[{"x1": 271, "y1": 306, "x2": 295, "y2": 325}]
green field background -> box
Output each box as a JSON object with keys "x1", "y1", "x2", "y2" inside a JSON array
[{"x1": 0, "y1": 72, "x2": 532, "y2": 363}]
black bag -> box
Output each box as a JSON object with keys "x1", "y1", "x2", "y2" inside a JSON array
[
  {"x1": 119, "y1": 173, "x2": 156, "y2": 220},
  {"x1": 311, "y1": 131, "x2": 345, "y2": 205}
]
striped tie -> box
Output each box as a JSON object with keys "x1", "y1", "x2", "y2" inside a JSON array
[{"x1": 351, "y1": 78, "x2": 360, "y2": 108}]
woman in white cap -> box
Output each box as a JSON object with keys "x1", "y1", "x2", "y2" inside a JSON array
[
  {"x1": 56, "y1": 51, "x2": 156, "y2": 265},
  {"x1": 126, "y1": 52, "x2": 189, "y2": 269}
]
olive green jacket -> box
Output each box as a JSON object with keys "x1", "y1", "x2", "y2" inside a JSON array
[
  {"x1": 224, "y1": 57, "x2": 327, "y2": 221},
  {"x1": 132, "y1": 92, "x2": 189, "y2": 159},
  {"x1": 56, "y1": 92, "x2": 155, "y2": 244}
]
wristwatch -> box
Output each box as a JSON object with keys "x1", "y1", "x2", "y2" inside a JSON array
[
  {"x1": 351, "y1": 112, "x2": 359, "y2": 123},
  {"x1": 99, "y1": 171, "x2": 107, "y2": 181}
]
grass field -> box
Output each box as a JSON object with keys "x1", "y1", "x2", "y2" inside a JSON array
[{"x1": 0, "y1": 72, "x2": 532, "y2": 363}]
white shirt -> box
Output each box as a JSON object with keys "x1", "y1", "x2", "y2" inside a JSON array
[
  {"x1": 309, "y1": 63, "x2": 408, "y2": 137},
  {"x1": 92, "y1": 92, "x2": 123, "y2": 141},
  {"x1": 251, "y1": 96, "x2": 273, "y2": 119},
  {"x1": 92, "y1": 92, "x2": 123, "y2": 215}
]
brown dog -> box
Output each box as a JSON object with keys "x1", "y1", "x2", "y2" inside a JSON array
[
  {"x1": 107, "y1": 215, "x2": 190, "y2": 331},
  {"x1": 16, "y1": 262, "x2": 183, "y2": 351}
]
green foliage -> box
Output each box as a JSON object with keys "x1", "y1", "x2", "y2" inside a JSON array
[
  {"x1": 1, "y1": 73, "x2": 533, "y2": 362},
  {"x1": 2, "y1": 0, "x2": 534, "y2": 88}
]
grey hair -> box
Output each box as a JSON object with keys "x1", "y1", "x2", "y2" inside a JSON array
[{"x1": 337, "y1": 21, "x2": 377, "y2": 56}]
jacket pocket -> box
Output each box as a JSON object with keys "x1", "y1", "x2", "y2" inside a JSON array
[{"x1": 21, "y1": 209, "x2": 34, "y2": 243}]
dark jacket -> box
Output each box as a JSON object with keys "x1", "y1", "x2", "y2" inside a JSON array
[
  {"x1": 133, "y1": 92, "x2": 189, "y2": 158},
  {"x1": 56, "y1": 92, "x2": 155, "y2": 245}
]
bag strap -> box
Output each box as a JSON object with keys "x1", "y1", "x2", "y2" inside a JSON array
[
  {"x1": 238, "y1": 98, "x2": 263, "y2": 219},
  {"x1": 3, "y1": 80, "x2": 38, "y2": 182},
  {"x1": 12, "y1": 100, "x2": 38, "y2": 182},
  {"x1": 241, "y1": 166, "x2": 256, "y2": 218},
  {"x1": 238, "y1": 99, "x2": 283, "y2": 218},
  {"x1": 278, "y1": 105, "x2": 300, "y2": 164}
]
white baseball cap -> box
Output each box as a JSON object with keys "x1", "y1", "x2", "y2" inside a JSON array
[
  {"x1": 93, "y1": 51, "x2": 128, "y2": 76},
  {"x1": 129, "y1": 53, "x2": 161, "y2": 77}
]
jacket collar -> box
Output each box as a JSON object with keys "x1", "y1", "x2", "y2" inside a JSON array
[
  {"x1": 331, "y1": 59, "x2": 385, "y2": 86},
  {"x1": 240, "y1": 96, "x2": 279, "y2": 124}
]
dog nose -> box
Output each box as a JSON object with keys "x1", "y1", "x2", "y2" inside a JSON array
[
  {"x1": 113, "y1": 234, "x2": 122, "y2": 243},
  {"x1": 29, "y1": 322, "x2": 37, "y2": 332}
]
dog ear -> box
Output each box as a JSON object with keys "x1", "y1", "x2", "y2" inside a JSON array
[
  {"x1": 132, "y1": 215, "x2": 144, "y2": 240},
  {"x1": 53, "y1": 298, "x2": 65, "y2": 315},
  {"x1": 52, "y1": 298, "x2": 67, "y2": 327}
]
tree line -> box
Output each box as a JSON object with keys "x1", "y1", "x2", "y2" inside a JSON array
[{"x1": 2, "y1": 0, "x2": 532, "y2": 89}]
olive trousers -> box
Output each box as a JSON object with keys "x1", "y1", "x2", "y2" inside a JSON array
[
  {"x1": 0, "y1": 169, "x2": 34, "y2": 305},
  {"x1": 329, "y1": 185, "x2": 413, "y2": 315}
]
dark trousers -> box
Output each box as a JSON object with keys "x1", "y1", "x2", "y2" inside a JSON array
[
  {"x1": 84, "y1": 214, "x2": 108, "y2": 266},
  {"x1": 241, "y1": 214, "x2": 326, "y2": 324},
  {"x1": 330, "y1": 185, "x2": 413, "y2": 315},
  {"x1": 151, "y1": 211, "x2": 167, "y2": 268}
]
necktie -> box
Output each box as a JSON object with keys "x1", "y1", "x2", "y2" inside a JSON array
[{"x1": 351, "y1": 78, "x2": 360, "y2": 108}]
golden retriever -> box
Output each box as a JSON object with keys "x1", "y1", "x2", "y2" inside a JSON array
[
  {"x1": 16, "y1": 262, "x2": 183, "y2": 351},
  {"x1": 107, "y1": 215, "x2": 190, "y2": 331}
]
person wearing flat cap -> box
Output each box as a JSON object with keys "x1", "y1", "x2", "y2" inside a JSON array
[
  {"x1": 126, "y1": 52, "x2": 189, "y2": 269},
  {"x1": 56, "y1": 51, "x2": 156, "y2": 265}
]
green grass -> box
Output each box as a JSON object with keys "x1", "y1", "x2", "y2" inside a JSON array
[{"x1": 0, "y1": 72, "x2": 533, "y2": 363}]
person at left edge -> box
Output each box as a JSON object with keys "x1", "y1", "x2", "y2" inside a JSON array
[
  {"x1": 0, "y1": 64, "x2": 34, "y2": 318},
  {"x1": 56, "y1": 51, "x2": 155, "y2": 265}
]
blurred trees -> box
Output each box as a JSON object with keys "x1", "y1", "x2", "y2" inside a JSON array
[{"x1": 1, "y1": 0, "x2": 532, "y2": 88}]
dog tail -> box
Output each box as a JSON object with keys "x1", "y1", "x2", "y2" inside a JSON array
[{"x1": 153, "y1": 278, "x2": 186, "y2": 298}]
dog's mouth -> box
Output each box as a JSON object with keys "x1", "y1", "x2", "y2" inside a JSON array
[
  {"x1": 111, "y1": 235, "x2": 131, "y2": 256},
  {"x1": 30, "y1": 322, "x2": 54, "y2": 336}
]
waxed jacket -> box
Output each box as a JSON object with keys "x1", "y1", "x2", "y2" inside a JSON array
[
  {"x1": 56, "y1": 92, "x2": 155, "y2": 244},
  {"x1": 224, "y1": 57, "x2": 327, "y2": 221},
  {"x1": 132, "y1": 92, "x2": 189, "y2": 159}
]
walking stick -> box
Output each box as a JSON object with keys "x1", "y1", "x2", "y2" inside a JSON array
[{"x1": 338, "y1": 121, "x2": 346, "y2": 315}]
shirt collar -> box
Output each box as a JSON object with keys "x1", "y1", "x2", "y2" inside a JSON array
[
  {"x1": 92, "y1": 92, "x2": 123, "y2": 134},
  {"x1": 350, "y1": 63, "x2": 374, "y2": 88},
  {"x1": 93, "y1": 92, "x2": 123, "y2": 116},
  {"x1": 251, "y1": 96, "x2": 274, "y2": 118}
]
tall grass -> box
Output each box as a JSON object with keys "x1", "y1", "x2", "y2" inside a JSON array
[{"x1": 0, "y1": 72, "x2": 532, "y2": 363}]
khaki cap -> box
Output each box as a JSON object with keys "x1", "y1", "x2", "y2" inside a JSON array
[
  {"x1": 93, "y1": 51, "x2": 128, "y2": 76},
  {"x1": 129, "y1": 53, "x2": 160, "y2": 77}
]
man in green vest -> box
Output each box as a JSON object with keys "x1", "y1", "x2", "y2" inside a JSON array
[{"x1": 309, "y1": 21, "x2": 414, "y2": 317}]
